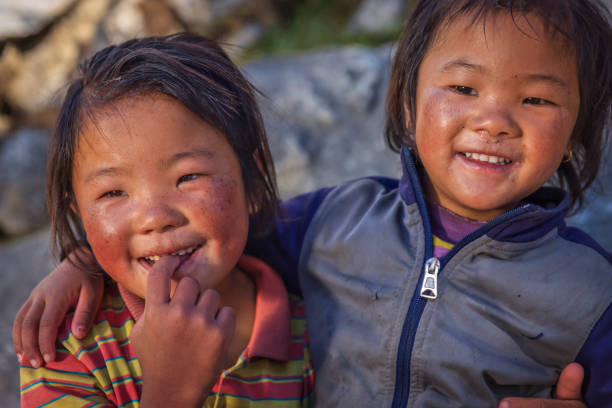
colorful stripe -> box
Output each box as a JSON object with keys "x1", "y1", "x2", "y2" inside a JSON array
[
  {"x1": 21, "y1": 279, "x2": 313, "y2": 407},
  {"x1": 433, "y1": 234, "x2": 455, "y2": 258}
]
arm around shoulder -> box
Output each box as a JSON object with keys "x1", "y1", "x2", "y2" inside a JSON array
[{"x1": 13, "y1": 249, "x2": 104, "y2": 366}]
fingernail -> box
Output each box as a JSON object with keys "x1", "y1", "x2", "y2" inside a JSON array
[
  {"x1": 499, "y1": 402, "x2": 510, "y2": 408},
  {"x1": 76, "y1": 326, "x2": 86, "y2": 336},
  {"x1": 30, "y1": 359, "x2": 40, "y2": 368},
  {"x1": 17, "y1": 353, "x2": 23, "y2": 364},
  {"x1": 43, "y1": 353, "x2": 52, "y2": 364}
]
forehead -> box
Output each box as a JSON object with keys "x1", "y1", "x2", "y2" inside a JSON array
[
  {"x1": 77, "y1": 95, "x2": 207, "y2": 152},
  {"x1": 423, "y1": 11, "x2": 579, "y2": 84},
  {"x1": 432, "y1": 10, "x2": 575, "y2": 59},
  {"x1": 73, "y1": 94, "x2": 229, "y2": 173}
]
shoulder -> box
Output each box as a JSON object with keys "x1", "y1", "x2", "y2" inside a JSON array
[
  {"x1": 280, "y1": 176, "x2": 399, "y2": 219},
  {"x1": 300, "y1": 176, "x2": 403, "y2": 228},
  {"x1": 317, "y1": 176, "x2": 399, "y2": 206},
  {"x1": 557, "y1": 224, "x2": 612, "y2": 265},
  {"x1": 22, "y1": 285, "x2": 141, "y2": 407},
  {"x1": 57, "y1": 284, "x2": 135, "y2": 360}
]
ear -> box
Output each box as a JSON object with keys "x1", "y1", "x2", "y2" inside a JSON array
[
  {"x1": 248, "y1": 151, "x2": 266, "y2": 216},
  {"x1": 70, "y1": 201, "x2": 79, "y2": 216},
  {"x1": 403, "y1": 100, "x2": 412, "y2": 130}
]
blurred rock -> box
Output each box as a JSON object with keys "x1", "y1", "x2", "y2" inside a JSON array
[
  {"x1": 170, "y1": 0, "x2": 232, "y2": 29},
  {"x1": 567, "y1": 142, "x2": 612, "y2": 251},
  {"x1": 0, "y1": 114, "x2": 11, "y2": 136},
  {"x1": 139, "y1": 0, "x2": 184, "y2": 36},
  {"x1": 0, "y1": 227, "x2": 54, "y2": 408},
  {"x1": 171, "y1": 0, "x2": 275, "y2": 29},
  {"x1": 0, "y1": 0, "x2": 77, "y2": 39},
  {"x1": 223, "y1": 22, "x2": 264, "y2": 53},
  {"x1": 245, "y1": 45, "x2": 400, "y2": 198},
  {"x1": 0, "y1": 0, "x2": 111, "y2": 114},
  {"x1": 102, "y1": 0, "x2": 147, "y2": 44},
  {"x1": 0, "y1": 128, "x2": 49, "y2": 236},
  {"x1": 170, "y1": 0, "x2": 273, "y2": 53},
  {"x1": 347, "y1": 0, "x2": 407, "y2": 35}
]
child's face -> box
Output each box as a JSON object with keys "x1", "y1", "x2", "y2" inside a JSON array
[
  {"x1": 71, "y1": 94, "x2": 250, "y2": 299},
  {"x1": 410, "y1": 12, "x2": 580, "y2": 221}
]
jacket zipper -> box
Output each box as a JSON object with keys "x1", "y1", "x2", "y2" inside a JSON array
[{"x1": 391, "y1": 149, "x2": 529, "y2": 407}]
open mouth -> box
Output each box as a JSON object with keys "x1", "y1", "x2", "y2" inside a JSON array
[
  {"x1": 139, "y1": 245, "x2": 201, "y2": 268},
  {"x1": 461, "y1": 152, "x2": 512, "y2": 165}
]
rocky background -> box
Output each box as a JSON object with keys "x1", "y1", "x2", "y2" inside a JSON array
[{"x1": 0, "y1": 0, "x2": 610, "y2": 405}]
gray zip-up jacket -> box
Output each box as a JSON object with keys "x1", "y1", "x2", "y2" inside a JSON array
[{"x1": 247, "y1": 148, "x2": 612, "y2": 407}]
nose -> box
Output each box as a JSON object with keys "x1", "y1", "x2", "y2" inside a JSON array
[
  {"x1": 135, "y1": 195, "x2": 187, "y2": 235},
  {"x1": 467, "y1": 97, "x2": 521, "y2": 139}
]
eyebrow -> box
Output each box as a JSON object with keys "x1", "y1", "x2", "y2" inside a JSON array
[
  {"x1": 441, "y1": 59, "x2": 568, "y2": 89},
  {"x1": 523, "y1": 73, "x2": 568, "y2": 89},
  {"x1": 163, "y1": 148, "x2": 216, "y2": 168},
  {"x1": 441, "y1": 59, "x2": 484, "y2": 74},
  {"x1": 83, "y1": 166, "x2": 126, "y2": 184}
]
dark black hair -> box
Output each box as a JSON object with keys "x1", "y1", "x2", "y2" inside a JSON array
[
  {"x1": 385, "y1": 0, "x2": 612, "y2": 210},
  {"x1": 47, "y1": 33, "x2": 278, "y2": 266}
]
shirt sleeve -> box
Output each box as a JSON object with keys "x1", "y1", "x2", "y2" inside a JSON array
[
  {"x1": 20, "y1": 351, "x2": 113, "y2": 408},
  {"x1": 575, "y1": 301, "x2": 612, "y2": 406},
  {"x1": 245, "y1": 187, "x2": 333, "y2": 295}
]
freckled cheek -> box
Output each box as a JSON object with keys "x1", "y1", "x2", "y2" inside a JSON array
[
  {"x1": 193, "y1": 176, "x2": 249, "y2": 242},
  {"x1": 81, "y1": 209, "x2": 130, "y2": 272},
  {"x1": 416, "y1": 92, "x2": 465, "y2": 147},
  {"x1": 530, "y1": 116, "x2": 570, "y2": 160},
  {"x1": 415, "y1": 101, "x2": 449, "y2": 165}
]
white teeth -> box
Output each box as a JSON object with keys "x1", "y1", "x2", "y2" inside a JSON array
[
  {"x1": 145, "y1": 255, "x2": 160, "y2": 262},
  {"x1": 170, "y1": 246, "x2": 196, "y2": 256},
  {"x1": 143, "y1": 246, "x2": 197, "y2": 264},
  {"x1": 463, "y1": 152, "x2": 510, "y2": 165}
]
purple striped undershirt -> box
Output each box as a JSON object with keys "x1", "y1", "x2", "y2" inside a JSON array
[{"x1": 426, "y1": 200, "x2": 486, "y2": 259}]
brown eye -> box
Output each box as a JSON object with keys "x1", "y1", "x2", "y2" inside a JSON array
[
  {"x1": 177, "y1": 174, "x2": 199, "y2": 185},
  {"x1": 524, "y1": 97, "x2": 553, "y2": 106},
  {"x1": 100, "y1": 190, "x2": 125, "y2": 199},
  {"x1": 451, "y1": 85, "x2": 477, "y2": 96}
]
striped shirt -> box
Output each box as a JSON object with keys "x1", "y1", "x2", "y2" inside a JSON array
[{"x1": 20, "y1": 256, "x2": 314, "y2": 407}]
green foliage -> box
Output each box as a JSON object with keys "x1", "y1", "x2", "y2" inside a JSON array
[{"x1": 242, "y1": 0, "x2": 411, "y2": 61}]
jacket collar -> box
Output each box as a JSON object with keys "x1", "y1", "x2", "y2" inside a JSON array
[{"x1": 398, "y1": 146, "x2": 569, "y2": 243}]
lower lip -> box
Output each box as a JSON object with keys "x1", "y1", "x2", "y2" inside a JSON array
[
  {"x1": 171, "y1": 247, "x2": 202, "y2": 279},
  {"x1": 458, "y1": 153, "x2": 515, "y2": 172}
]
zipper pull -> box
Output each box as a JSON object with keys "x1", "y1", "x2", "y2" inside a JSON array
[{"x1": 420, "y1": 257, "x2": 440, "y2": 300}]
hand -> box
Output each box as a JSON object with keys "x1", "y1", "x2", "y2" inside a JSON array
[
  {"x1": 13, "y1": 249, "x2": 104, "y2": 367},
  {"x1": 132, "y1": 256, "x2": 236, "y2": 408},
  {"x1": 498, "y1": 363, "x2": 586, "y2": 408}
]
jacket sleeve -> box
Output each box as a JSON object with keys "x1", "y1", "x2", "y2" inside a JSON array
[
  {"x1": 575, "y1": 301, "x2": 612, "y2": 406},
  {"x1": 20, "y1": 352, "x2": 112, "y2": 407},
  {"x1": 245, "y1": 187, "x2": 333, "y2": 296}
]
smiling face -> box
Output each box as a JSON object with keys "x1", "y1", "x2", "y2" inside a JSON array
[
  {"x1": 71, "y1": 94, "x2": 249, "y2": 298},
  {"x1": 411, "y1": 12, "x2": 580, "y2": 221}
]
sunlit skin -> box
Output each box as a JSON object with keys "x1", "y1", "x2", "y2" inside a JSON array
[
  {"x1": 410, "y1": 12, "x2": 580, "y2": 221},
  {"x1": 71, "y1": 94, "x2": 251, "y2": 304}
]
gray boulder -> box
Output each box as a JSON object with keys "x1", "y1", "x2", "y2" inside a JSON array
[
  {"x1": 245, "y1": 45, "x2": 400, "y2": 199},
  {"x1": 347, "y1": 0, "x2": 408, "y2": 35},
  {"x1": 0, "y1": 228, "x2": 54, "y2": 408},
  {"x1": 566, "y1": 143, "x2": 612, "y2": 250},
  {"x1": 0, "y1": 128, "x2": 49, "y2": 236},
  {"x1": 0, "y1": 0, "x2": 77, "y2": 39}
]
